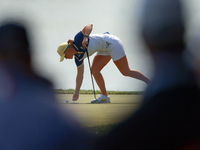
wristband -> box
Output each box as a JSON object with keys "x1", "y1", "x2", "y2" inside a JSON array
[{"x1": 84, "y1": 35, "x2": 89, "y2": 38}]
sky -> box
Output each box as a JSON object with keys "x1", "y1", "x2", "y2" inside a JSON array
[{"x1": 0, "y1": 0, "x2": 199, "y2": 91}]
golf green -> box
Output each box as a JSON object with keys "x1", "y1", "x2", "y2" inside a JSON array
[{"x1": 56, "y1": 94, "x2": 142, "y2": 127}]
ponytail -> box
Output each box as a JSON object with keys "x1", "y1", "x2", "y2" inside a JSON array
[{"x1": 67, "y1": 39, "x2": 74, "y2": 45}]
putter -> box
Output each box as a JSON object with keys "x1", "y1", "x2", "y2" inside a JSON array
[{"x1": 86, "y1": 48, "x2": 97, "y2": 100}]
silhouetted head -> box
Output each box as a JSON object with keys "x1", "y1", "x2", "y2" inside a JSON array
[
  {"x1": 0, "y1": 21, "x2": 31, "y2": 69},
  {"x1": 140, "y1": 0, "x2": 185, "y2": 52}
]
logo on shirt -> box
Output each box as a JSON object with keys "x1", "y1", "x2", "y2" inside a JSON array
[
  {"x1": 80, "y1": 47, "x2": 86, "y2": 50},
  {"x1": 76, "y1": 52, "x2": 84, "y2": 58},
  {"x1": 106, "y1": 41, "x2": 111, "y2": 49}
]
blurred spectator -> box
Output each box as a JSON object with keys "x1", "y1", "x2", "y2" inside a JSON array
[
  {"x1": 95, "y1": 0, "x2": 200, "y2": 149},
  {"x1": 0, "y1": 20, "x2": 93, "y2": 150},
  {"x1": 186, "y1": 34, "x2": 200, "y2": 85}
]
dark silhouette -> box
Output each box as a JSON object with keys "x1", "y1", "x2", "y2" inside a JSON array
[
  {"x1": 0, "y1": 20, "x2": 93, "y2": 150},
  {"x1": 95, "y1": 0, "x2": 200, "y2": 149}
]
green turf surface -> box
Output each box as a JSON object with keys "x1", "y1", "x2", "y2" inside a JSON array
[
  {"x1": 56, "y1": 94, "x2": 142, "y2": 127},
  {"x1": 55, "y1": 89, "x2": 144, "y2": 95}
]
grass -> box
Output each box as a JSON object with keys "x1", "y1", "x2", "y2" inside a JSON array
[
  {"x1": 56, "y1": 94, "x2": 142, "y2": 137},
  {"x1": 56, "y1": 94, "x2": 141, "y2": 126},
  {"x1": 55, "y1": 89, "x2": 144, "y2": 95}
]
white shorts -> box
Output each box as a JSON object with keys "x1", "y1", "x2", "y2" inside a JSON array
[{"x1": 97, "y1": 35, "x2": 126, "y2": 61}]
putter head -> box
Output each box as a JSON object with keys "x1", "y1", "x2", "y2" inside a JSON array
[{"x1": 91, "y1": 99, "x2": 98, "y2": 103}]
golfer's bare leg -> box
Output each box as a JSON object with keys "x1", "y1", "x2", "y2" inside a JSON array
[
  {"x1": 91, "y1": 55, "x2": 111, "y2": 96},
  {"x1": 114, "y1": 55, "x2": 150, "y2": 84}
]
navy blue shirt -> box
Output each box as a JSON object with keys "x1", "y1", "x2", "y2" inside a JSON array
[{"x1": 73, "y1": 31, "x2": 88, "y2": 67}]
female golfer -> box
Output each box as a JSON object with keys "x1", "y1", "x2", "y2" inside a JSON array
[{"x1": 57, "y1": 24, "x2": 150, "y2": 103}]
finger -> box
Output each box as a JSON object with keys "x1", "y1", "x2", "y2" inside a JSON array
[
  {"x1": 85, "y1": 41, "x2": 88, "y2": 47},
  {"x1": 72, "y1": 98, "x2": 77, "y2": 101},
  {"x1": 83, "y1": 43, "x2": 87, "y2": 48}
]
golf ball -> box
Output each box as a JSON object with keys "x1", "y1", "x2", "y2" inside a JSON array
[{"x1": 66, "y1": 100, "x2": 69, "y2": 103}]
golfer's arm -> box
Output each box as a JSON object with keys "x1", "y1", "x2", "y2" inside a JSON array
[
  {"x1": 82, "y1": 23, "x2": 93, "y2": 36},
  {"x1": 75, "y1": 63, "x2": 84, "y2": 94}
]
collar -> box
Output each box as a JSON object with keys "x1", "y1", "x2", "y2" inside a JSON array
[{"x1": 73, "y1": 44, "x2": 79, "y2": 51}]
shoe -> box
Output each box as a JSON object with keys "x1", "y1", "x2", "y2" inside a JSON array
[{"x1": 91, "y1": 95, "x2": 111, "y2": 103}]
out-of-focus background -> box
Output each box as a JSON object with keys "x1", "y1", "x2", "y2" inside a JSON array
[{"x1": 0, "y1": 0, "x2": 199, "y2": 91}]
